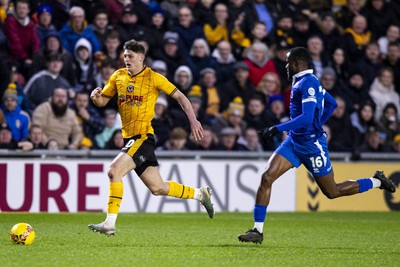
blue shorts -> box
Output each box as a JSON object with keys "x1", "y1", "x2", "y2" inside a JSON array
[{"x1": 276, "y1": 134, "x2": 333, "y2": 177}]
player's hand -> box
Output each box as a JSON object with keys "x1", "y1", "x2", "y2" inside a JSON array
[
  {"x1": 258, "y1": 126, "x2": 278, "y2": 143},
  {"x1": 90, "y1": 87, "x2": 102, "y2": 102},
  {"x1": 190, "y1": 120, "x2": 204, "y2": 141}
]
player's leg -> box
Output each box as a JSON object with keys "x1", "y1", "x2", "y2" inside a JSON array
[
  {"x1": 88, "y1": 152, "x2": 135, "y2": 236},
  {"x1": 139, "y1": 166, "x2": 214, "y2": 218},
  {"x1": 315, "y1": 170, "x2": 396, "y2": 199},
  {"x1": 239, "y1": 137, "x2": 298, "y2": 244},
  {"x1": 304, "y1": 135, "x2": 396, "y2": 198}
]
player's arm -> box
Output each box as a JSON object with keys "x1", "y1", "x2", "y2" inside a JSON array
[
  {"x1": 276, "y1": 101, "x2": 316, "y2": 131},
  {"x1": 90, "y1": 87, "x2": 111, "y2": 107},
  {"x1": 260, "y1": 101, "x2": 316, "y2": 142},
  {"x1": 320, "y1": 91, "x2": 338, "y2": 124},
  {"x1": 171, "y1": 90, "x2": 204, "y2": 141},
  {"x1": 91, "y1": 71, "x2": 118, "y2": 107}
]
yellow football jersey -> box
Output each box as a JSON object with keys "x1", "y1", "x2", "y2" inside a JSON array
[{"x1": 101, "y1": 66, "x2": 177, "y2": 138}]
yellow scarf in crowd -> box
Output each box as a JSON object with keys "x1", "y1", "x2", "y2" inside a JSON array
[
  {"x1": 0, "y1": 8, "x2": 6, "y2": 23},
  {"x1": 344, "y1": 28, "x2": 371, "y2": 46}
]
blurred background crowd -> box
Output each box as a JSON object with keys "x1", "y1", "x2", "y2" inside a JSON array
[{"x1": 0, "y1": 0, "x2": 399, "y2": 155}]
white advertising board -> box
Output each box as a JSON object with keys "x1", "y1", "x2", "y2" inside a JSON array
[{"x1": 0, "y1": 159, "x2": 296, "y2": 213}]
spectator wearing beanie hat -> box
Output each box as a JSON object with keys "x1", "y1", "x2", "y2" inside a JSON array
[
  {"x1": 212, "y1": 97, "x2": 247, "y2": 138},
  {"x1": 35, "y1": 4, "x2": 57, "y2": 49},
  {"x1": 345, "y1": 66, "x2": 372, "y2": 112},
  {"x1": 221, "y1": 61, "x2": 256, "y2": 111},
  {"x1": 215, "y1": 126, "x2": 248, "y2": 151},
  {"x1": 153, "y1": 31, "x2": 187, "y2": 81},
  {"x1": 0, "y1": 84, "x2": 30, "y2": 141},
  {"x1": 152, "y1": 60, "x2": 168, "y2": 77}
]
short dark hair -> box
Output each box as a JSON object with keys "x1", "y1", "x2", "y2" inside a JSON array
[
  {"x1": 123, "y1": 40, "x2": 145, "y2": 54},
  {"x1": 29, "y1": 124, "x2": 42, "y2": 134},
  {"x1": 388, "y1": 41, "x2": 400, "y2": 48},
  {"x1": 288, "y1": 46, "x2": 311, "y2": 66},
  {"x1": 106, "y1": 30, "x2": 120, "y2": 40},
  {"x1": 100, "y1": 58, "x2": 117, "y2": 69},
  {"x1": 46, "y1": 53, "x2": 62, "y2": 62}
]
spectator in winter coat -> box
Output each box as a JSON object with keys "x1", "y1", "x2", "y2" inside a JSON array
[
  {"x1": 35, "y1": 4, "x2": 57, "y2": 50},
  {"x1": 326, "y1": 96, "x2": 359, "y2": 152},
  {"x1": 369, "y1": 67, "x2": 400, "y2": 121},
  {"x1": 4, "y1": 0, "x2": 40, "y2": 76},
  {"x1": 376, "y1": 103, "x2": 400, "y2": 148},
  {"x1": 0, "y1": 84, "x2": 30, "y2": 141},
  {"x1": 211, "y1": 40, "x2": 236, "y2": 85},
  {"x1": 342, "y1": 15, "x2": 371, "y2": 63},
  {"x1": 243, "y1": 42, "x2": 277, "y2": 87},
  {"x1": 32, "y1": 88, "x2": 82, "y2": 149},
  {"x1": 30, "y1": 32, "x2": 75, "y2": 87},
  {"x1": 186, "y1": 38, "x2": 217, "y2": 82},
  {"x1": 114, "y1": 6, "x2": 153, "y2": 46},
  {"x1": 73, "y1": 38, "x2": 97, "y2": 92},
  {"x1": 153, "y1": 31, "x2": 187, "y2": 82},
  {"x1": 24, "y1": 54, "x2": 71, "y2": 113},
  {"x1": 221, "y1": 61, "x2": 256, "y2": 111},
  {"x1": 170, "y1": 6, "x2": 205, "y2": 56},
  {"x1": 71, "y1": 91, "x2": 104, "y2": 149},
  {"x1": 59, "y1": 6, "x2": 101, "y2": 55}
]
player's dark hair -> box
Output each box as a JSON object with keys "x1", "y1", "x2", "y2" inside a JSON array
[
  {"x1": 123, "y1": 40, "x2": 145, "y2": 54},
  {"x1": 288, "y1": 47, "x2": 311, "y2": 66}
]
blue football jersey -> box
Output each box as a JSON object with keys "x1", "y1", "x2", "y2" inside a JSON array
[{"x1": 289, "y1": 69, "x2": 325, "y2": 139}]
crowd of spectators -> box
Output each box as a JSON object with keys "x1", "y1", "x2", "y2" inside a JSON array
[{"x1": 0, "y1": 0, "x2": 399, "y2": 155}]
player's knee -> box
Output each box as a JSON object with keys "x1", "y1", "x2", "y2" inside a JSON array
[
  {"x1": 107, "y1": 165, "x2": 120, "y2": 182},
  {"x1": 261, "y1": 171, "x2": 274, "y2": 188},
  {"x1": 107, "y1": 168, "x2": 114, "y2": 181}
]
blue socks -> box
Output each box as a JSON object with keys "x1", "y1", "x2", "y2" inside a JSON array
[
  {"x1": 254, "y1": 204, "x2": 267, "y2": 222},
  {"x1": 357, "y1": 178, "x2": 373, "y2": 193}
]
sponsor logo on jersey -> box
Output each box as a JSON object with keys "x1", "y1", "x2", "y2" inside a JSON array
[{"x1": 118, "y1": 94, "x2": 143, "y2": 106}]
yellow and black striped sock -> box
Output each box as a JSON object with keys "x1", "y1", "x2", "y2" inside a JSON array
[
  {"x1": 167, "y1": 181, "x2": 195, "y2": 199},
  {"x1": 107, "y1": 182, "x2": 123, "y2": 214}
]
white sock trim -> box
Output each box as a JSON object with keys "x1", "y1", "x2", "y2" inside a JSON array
[
  {"x1": 370, "y1": 178, "x2": 381, "y2": 188},
  {"x1": 105, "y1": 213, "x2": 117, "y2": 226},
  {"x1": 254, "y1": 222, "x2": 264, "y2": 233},
  {"x1": 194, "y1": 188, "x2": 202, "y2": 201}
]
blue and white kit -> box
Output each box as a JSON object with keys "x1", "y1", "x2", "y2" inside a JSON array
[{"x1": 275, "y1": 69, "x2": 337, "y2": 177}]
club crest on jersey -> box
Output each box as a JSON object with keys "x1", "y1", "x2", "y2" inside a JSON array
[
  {"x1": 308, "y1": 87, "x2": 315, "y2": 96},
  {"x1": 127, "y1": 85, "x2": 134, "y2": 92}
]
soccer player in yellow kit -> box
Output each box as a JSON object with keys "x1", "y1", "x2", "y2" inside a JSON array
[{"x1": 88, "y1": 40, "x2": 214, "y2": 236}]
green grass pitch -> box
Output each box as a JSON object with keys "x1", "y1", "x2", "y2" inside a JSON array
[{"x1": 1, "y1": 212, "x2": 399, "y2": 267}]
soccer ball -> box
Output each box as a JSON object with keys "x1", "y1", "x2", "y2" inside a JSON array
[{"x1": 10, "y1": 223, "x2": 36, "y2": 245}]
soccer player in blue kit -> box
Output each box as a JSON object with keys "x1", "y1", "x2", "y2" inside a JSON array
[{"x1": 238, "y1": 47, "x2": 397, "y2": 244}]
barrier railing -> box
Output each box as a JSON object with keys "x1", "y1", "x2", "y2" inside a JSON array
[{"x1": 0, "y1": 149, "x2": 399, "y2": 161}]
